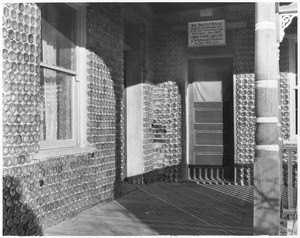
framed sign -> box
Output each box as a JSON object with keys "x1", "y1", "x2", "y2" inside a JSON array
[{"x1": 188, "y1": 20, "x2": 226, "y2": 47}]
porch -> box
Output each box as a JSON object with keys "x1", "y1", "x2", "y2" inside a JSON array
[
  {"x1": 41, "y1": 182, "x2": 295, "y2": 236},
  {"x1": 43, "y1": 182, "x2": 253, "y2": 235},
  {"x1": 1, "y1": 2, "x2": 298, "y2": 236}
]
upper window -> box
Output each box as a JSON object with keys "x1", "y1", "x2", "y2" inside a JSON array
[
  {"x1": 40, "y1": 3, "x2": 82, "y2": 149},
  {"x1": 41, "y1": 4, "x2": 77, "y2": 70}
]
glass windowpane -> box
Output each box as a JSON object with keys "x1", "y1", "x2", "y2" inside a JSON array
[
  {"x1": 41, "y1": 4, "x2": 77, "y2": 70},
  {"x1": 40, "y1": 68, "x2": 73, "y2": 141}
]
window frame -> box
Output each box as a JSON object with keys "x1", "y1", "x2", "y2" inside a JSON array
[{"x1": 38, "y1": 3, "x2": 87, "y2": 152}]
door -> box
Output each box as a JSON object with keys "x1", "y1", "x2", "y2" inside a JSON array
[{"x1": 188, "y1": 58, "x2": 234, "y2": 177}]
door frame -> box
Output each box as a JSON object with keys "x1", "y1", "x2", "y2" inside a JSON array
[{"x1": 184, "y1": 55, "x2": 236, "y2": 180}]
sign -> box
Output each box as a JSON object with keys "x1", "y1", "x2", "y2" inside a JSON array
[{"x1": 188, "y1": 20, "x2": 226, "y2": 47}]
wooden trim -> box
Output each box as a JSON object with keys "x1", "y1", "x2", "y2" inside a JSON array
[
  {"x1": 256, "y1": 145, "x2": 280, "y2": 151},
  {"x1": 233, "y1": 75, "x2": 237, "y2": 171},
  {"x1": 40, "y1": 62, "x2": 77, "y2": 76},
  {"x1": 194, "y1": 123, "x2": 223, "y2": 130},
  {"x1": 39, "y1": 139, "x2": 77, "y2": 150},
  {"x1": 72, "y1": 71, "x2": 78, "y2": 145},
  {"x1": 279, "y1": 2, "x2": 298, "y2": 14},
  {"x1": 195, "y1": 108, "x2": 222, "y2": 112},
  {"x1": 288, "y1": 35, "x2": 298, "y2": 141},
  {"x1": 186, "y1": 57, "x2": 195, "y2": 166},
  {"x1": 77, "y1": 5, "x2": 89, "y2": 148},
  {"x1": 195, "y1": 130, "x2": 223, "y2": 133},
  {"x1": 256, "y1": 117, "x2": 279, "y2": 123},
  {"x1": 255, "y1": 80, "x2": 279, "y2": 88},
  {"x1": 186, "y1": 54, "x2": 233, "y2": 59},
  {"x1": 194, "y1": 102, "x2": 223, "y2": 108},
  {"x1": 188, "y1": 85, "x2": 195, "y2": 165},
  {"x1": 33, "y1": 147, "x2": 95, "y2": 161}
]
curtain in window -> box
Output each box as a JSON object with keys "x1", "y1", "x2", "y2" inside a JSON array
[
  {"x1": 44, "y1": 70, "x2": 58, "y2": 141},
  {"x1": 189, "y1": 62, "x2": 232, "y2": 102},
  {"x1": 192, "y1": 81, "x2": 222, "y2": 102}
]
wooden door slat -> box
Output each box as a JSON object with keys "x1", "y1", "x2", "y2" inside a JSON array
[{"x1": 194, "y1": 102, "x2": 223, "y2": 108}]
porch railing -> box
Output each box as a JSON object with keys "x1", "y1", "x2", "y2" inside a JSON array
[{"x1": 281, "y1": 143, "x2": 298, "y2": 217}]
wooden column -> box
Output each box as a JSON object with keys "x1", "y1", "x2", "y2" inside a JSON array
[{"x1": 254, "y1": 2, "x2": 281, "y2": 235}]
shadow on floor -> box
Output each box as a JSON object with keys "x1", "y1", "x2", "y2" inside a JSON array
[
  {"x1": 115, "y1": 182, "x2": 254, "y2": 235},
  {"x1": 44, "y1": 182, "x2": 254, "y2": 236}
]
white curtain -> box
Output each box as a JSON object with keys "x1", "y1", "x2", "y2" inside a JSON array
[
  {"x1": 192, "y1": 81, "x2": 222, "y2": 102},
  {"x1": 42, "y1": 7, "x2": 58, "y2": 141}
]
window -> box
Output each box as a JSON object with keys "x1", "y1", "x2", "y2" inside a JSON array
[
  {"x1": 39, "y1": 3, "x2": 86, "y2": 150},
  {"x1": 288, "y1": 35, "x2": 298, "y2": 141}
]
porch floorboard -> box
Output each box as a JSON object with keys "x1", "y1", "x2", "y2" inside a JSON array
[{"x1": 43, "y1": 182, "x2": 254, "y2": 236}]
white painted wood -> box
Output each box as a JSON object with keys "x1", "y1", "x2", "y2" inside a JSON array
[
  {"x1": 233, "y1": 75, "x2": 237, "y2": 166},
  {"x1": 77, "y1": 5, "x2": 89, "y2": 148},
  {"x1": 184, "y1": 58, "x2": 189, "y2": 167},
  {"x1": 279, "y1": 2, "x2": 298, "y2": 13},
  {"x1": 287, "y1": 34, "x2": 298, "y2": 142},
  {"x1": 40, "y1": 62, "x2": 77, "y2": 76},
  {"x1": 126, "y1": 83, "x2": 144, "y2": 177},
  {"x1": 187, "y1": 83, "x2": 195, "y2": 165},
  {"x1": 254, "y1": 2, "x2": 281, "y2": 235},
  {"x1": 33, "y1": 147, "x2": 95, "y2": 161},
  {"x1": 182, "y1": 58, "x2": 189, "y2": 180},
  {"x1": 187, "y1": 58, "x2": 233, "y2": 167}
]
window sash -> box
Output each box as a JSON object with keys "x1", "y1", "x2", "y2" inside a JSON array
[
  {"x1": 40, "y1": 62, "x2": 77, "y2": 76},
  {"x1": 39, "y1": 68, "x2": 78, "y2": 149},
  {"x1": 41, "y1": 3, "x2": 77, "y2": 71},
  {"x1": 39, "y1": 3, "x2": 81, "y2": 150}
]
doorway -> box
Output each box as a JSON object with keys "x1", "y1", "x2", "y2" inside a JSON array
[{"x1": 187, "y1": 57, "x2": 234, "y2": 180}]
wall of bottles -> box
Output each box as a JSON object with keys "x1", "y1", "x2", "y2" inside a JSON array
[
  {"x1": 2, "y1": 3, "x2": 41, "y2": 167},
  {"x1": 86, "y1": 49, "x2": 117, "y2": 193},
  {"x1": 234, "y1": 74, "x2": 256, "y2": 185},
  {"x1": 86, "y1": 3, "x2": 125, "y2": 185},
  {"x1": 152, "y1": 82, "x2": 182, "y2": 169},
  {"x1": 279, "y1": 39, "x2": 297, "y2": 187},
  {"x1": 143, "y1": 84, "x2": 155, "y2": 173},
  {"x1": 2, "y1": 3, "x2": 297, "y2": 236},
  {"x1": 278, "y1": 37, "x2": 291, "y2": 142},
  {"x1": 3, "y1": 152, "x2": 115, "y2": 235},
  {"x1": 86, "y1": 51, "x2": 116, "y2": 159},
  {"x1": 2, "y1": 3, "x2": 125, "y2": 235},
  {"x1": 153, "y1": 6, "x2": 258, "y2": 185},
  {"x1": 232, "y1": 12, "x2": 256, "y2": 186},
  {"x1": 280, "y1": 73, "x2": 291, "y2": 140}
]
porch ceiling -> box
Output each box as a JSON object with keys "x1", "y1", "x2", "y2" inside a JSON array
[
  {"x1": 151, "y1": 2, "x2": 296, "y2": 14},
  {"x1": 151, "y1": 2, "x2": 250, "y2": 14}
]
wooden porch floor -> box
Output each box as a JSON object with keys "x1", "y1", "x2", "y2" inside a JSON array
[{"x1": 43, "y1": 182, "x2": 254, "y2": 236}]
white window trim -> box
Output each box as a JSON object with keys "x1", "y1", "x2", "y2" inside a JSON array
[
  {"x1": 287, "y1": 34, "x2": 298, "y2": 142},
  {"x1": 35, "y1": 3, "x2": 93, "y2": 158}
]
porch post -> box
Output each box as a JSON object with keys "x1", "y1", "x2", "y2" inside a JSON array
[{"x1": 254, "y1": 2, "x2": 281, "y2": 235}]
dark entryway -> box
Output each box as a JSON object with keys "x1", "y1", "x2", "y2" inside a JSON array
[{"x1": 187, "y1": 58, "x2": 234, "y2": 180}]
